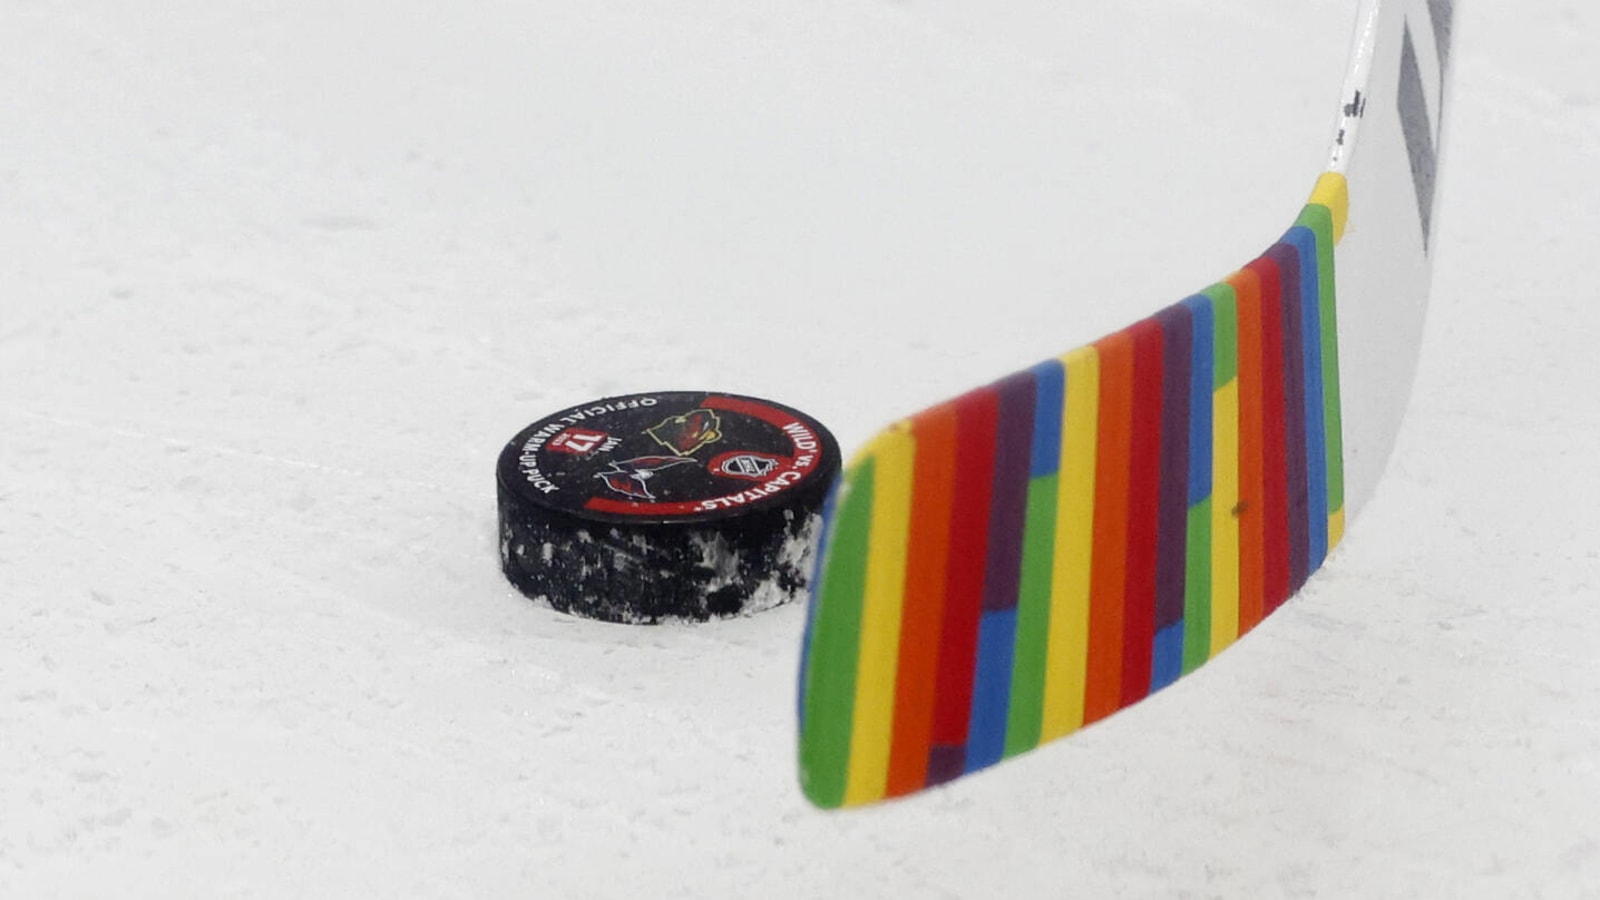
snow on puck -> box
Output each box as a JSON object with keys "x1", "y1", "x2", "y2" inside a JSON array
[{"x1": 496, "y1": 391, "x2": 841, "y2": 624}]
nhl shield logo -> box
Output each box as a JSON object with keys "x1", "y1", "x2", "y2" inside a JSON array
[{"x1": 710, "y1": 451, "x2": 783, "y2": 481}]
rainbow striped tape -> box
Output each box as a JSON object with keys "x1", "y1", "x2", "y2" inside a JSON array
[{"x1": 799, "y1": 173, "x2": 1351, "y2": 809}]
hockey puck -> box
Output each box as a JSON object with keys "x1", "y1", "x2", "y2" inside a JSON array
[{"x1": 496, "y1": 391, "x2": 841, "y2": 624}]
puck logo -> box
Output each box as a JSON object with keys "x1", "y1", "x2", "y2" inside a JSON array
[
  {"x1": 595, "y1": 456, "x2": 699, "y2": 501},
  {"x1": 710, "y1": 451, "x2": 783, "y2": 481},
  {"x1": 549, "y1": 428, "x2": 610, "y2": 455},
  {"x1": 498, "y1": 391, "x2": 840, "y2": 524},
  {"x1": 645, "y1": 409, "x2": 723, "y2": 457}
]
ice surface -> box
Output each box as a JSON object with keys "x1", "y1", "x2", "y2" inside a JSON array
[{"x1": 3, "y1": 1, "x2": 1598, "y2": 897}]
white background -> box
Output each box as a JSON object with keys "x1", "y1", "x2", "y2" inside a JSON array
[{"x1": 3, "y1": 1, "x2": 1597, "y2": 896}]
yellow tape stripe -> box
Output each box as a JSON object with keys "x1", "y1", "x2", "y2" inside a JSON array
[
  {"x1": 842, "y1": 425, "x2": 916, "y2": 806},
  {"x1": 1310, "y1": 168, "x2": 1348, "y2": 552},
  {"x1": 1209, "y1": 379, "x2": 1241, "y2": 654},
  {"x1": 1040, "y1": 346, "x2": 1098, "y2": 741},
  {"x1": 1309, "y1": 172, "x2": 1350, "y2": 244}
]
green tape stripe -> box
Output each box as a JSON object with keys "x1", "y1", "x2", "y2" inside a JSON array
[
  {"x1": 1202, "y1": 283, "x2": 1239, "y2": 388},
  {"x1": 1180, "y1": 499, "x2": 1214, "y2": 673},
  {"x1": 798, "y1": 459, "x2": 876, "y2": 809},
  {"x1": 1004, "y1": 473, "x2": 1060, "y2": 758},
  {"x1": 1296, "y1": 203, "x2": 1344, "y2": 516}
]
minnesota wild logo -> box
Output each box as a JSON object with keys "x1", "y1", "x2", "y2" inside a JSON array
[{"x1": 645, "y1": 408, "x2": 723, "y2": 456}]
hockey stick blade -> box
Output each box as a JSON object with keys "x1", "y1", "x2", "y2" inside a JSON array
[{"x1": 798, "y1": 0, "x2": 1456, "y2": 809}]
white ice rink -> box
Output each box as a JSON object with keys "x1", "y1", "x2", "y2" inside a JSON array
[{"x1": 4, "y1": 1, "x2": 1598, "y2": 896}]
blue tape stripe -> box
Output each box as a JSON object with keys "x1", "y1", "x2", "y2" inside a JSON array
[
  {"x1": 1286, "y1": 225, "x2": 1329, "y2": 571},
  {"x1": 1181, "y1": 294, "x2": 1216, "y2": 505},
  {"x1": 1027, "y1": 359, "x2": 1066, "y2": 479},
  {"x1": 1150, "y1": 623, "x2": 1185, "y2": 692},
  {"x1": 964, "y1": 608, "x2": 1019, "y2": 772}
]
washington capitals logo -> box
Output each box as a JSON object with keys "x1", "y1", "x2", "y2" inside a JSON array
[
  {"x1": 646, "y1": 408, "x2": 723, "y2": 456},
  {"x1": 594, "y1": 455, "x2": 698, "y2": 501}
]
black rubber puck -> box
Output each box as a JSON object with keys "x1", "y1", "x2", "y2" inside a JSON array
[{"x1": 496, "y1": 391, "x2": 841, "y2": 624}]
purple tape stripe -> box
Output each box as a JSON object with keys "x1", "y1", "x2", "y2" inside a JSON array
[
  {"x1": 1153, "y1": 304, "x2": 1192, "y2": 636},
  {"x1": 1265, "y1": 243, "x2": 1309, "y2": 593}
]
